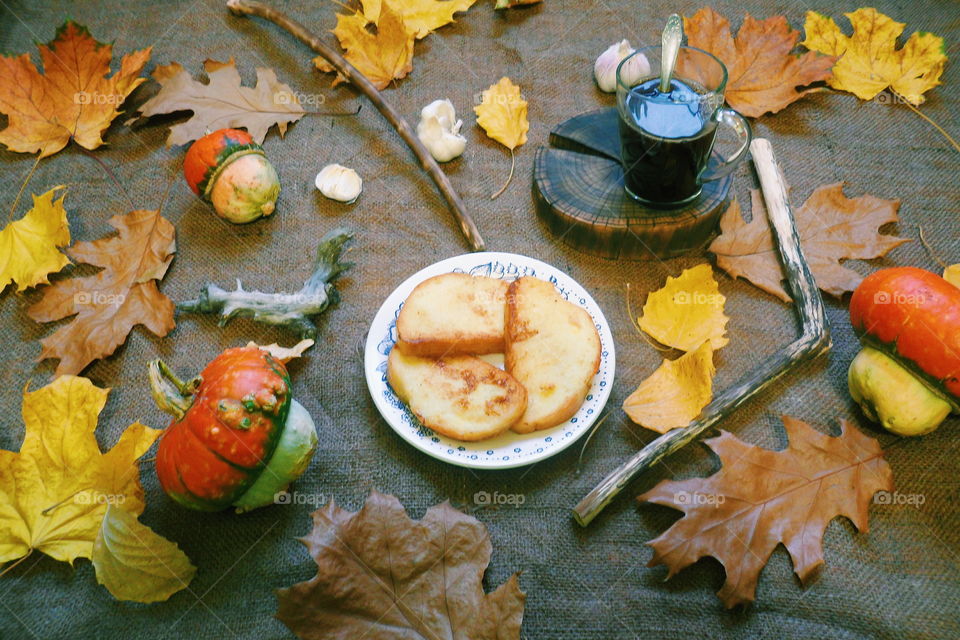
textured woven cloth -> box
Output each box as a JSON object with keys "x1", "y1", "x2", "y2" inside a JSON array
[{"x1": 0, "y1": 0, "x2": 957, "y2": 638}]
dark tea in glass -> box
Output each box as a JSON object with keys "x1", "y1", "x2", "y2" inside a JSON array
[{"x1": 616, "y1": 46, "x2": 752, "y2": 208}]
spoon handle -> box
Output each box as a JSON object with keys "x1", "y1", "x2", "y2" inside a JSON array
[{"x1": 659, "y1": 14, "x2": 683, "y2": 93}]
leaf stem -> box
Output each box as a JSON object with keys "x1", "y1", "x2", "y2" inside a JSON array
[
  {"x1": 576, "y1": 411, "x2": 610, "y2": 475},
  {"x1": 0, "y1": 551, "x2": 32, "y2": 579},
  {"x1": 41, "y1": 488, "x2": 91, "y2": 515},
  {"x1": 917, "y1": 225, "x2": 947, "y2": 269},
  {"x1": 9, "y1": 156, "x2": 41, "y2": 222},
  {"x1": 625, "y1": 282, "x2": 670, "y2": 352},
  {"x1": 81, "y1": 148, "x2": 136, "y2": 210},
  {"x1": 490, "y1": 148, "x2": 515, "y2": 200},
  {"x1": 892, "y1": 91, "x2": 960, "y2": 154}
]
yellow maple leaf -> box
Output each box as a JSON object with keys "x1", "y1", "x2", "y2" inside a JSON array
[
  {"x1": 638, "y1": 264, "x2": 729, "y2": 352},
  {"x1": 943, "y1": 265, "x2": 960, "y2": 288},
  {"x1": 0, "y1": 376, "x2": 159, "y2": 565},
  {"x1": 314, "y1": 1, "x2": 416, "y2": 91},
  {"x1": 0, "y1": 186, "x2": 71, "y2": 292},
  {"x1": 0, "y1": 21, "x2": 151, "y2": 157},
  {"x1": 360, "y1": 0, "x2": 477, "y2": 39},
  {"x1": 474, "y1": 77, "x2": 529, "y2": 150},
  {"x1": 623, "y1": 342, "x2": 715, "y2": 433},
  {"x1": 802, "y1": 8, "x2": 947, "y2": 105}
]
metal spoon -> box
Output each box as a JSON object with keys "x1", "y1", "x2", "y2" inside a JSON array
[{"x1": 659, "y1": 14, "x2": 683, "y2": 93}]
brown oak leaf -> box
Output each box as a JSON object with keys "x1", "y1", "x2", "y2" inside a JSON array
[
  {"x1": 28, "y1": 209, "x2": 176, "y2": 375},
  {"x1": 684, "y1": 7, "x2": 835, "y2": 117},
  {"x1": 276, "y1": 490, "x2": 525, "y2": 639},
  {"x1": 640, "y1": 416, "x2": 893, "y2": 608},
  {"x1": 129, "y1": 58, "x2": 305, "y2": 146},
  {"x1": 708, "y1": 183, "x2": 908, "y2": 302},
  {"x1": 0, "y1": 20, "x2": 151, "y2": 157}
]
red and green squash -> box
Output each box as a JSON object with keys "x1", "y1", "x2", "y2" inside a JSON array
[
  {"x1": 149, "y1": 345, "x2": 316, "y2": 512},
  {"x1": 183, "y1": 128, "x2": 280, "y2": 224},
  {"x1": 848, "y1": 267, "x2": 959, "y2": 435}
]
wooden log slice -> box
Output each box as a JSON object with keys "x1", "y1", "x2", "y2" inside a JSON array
[{"x1": 533, "y1": 108, "x2": 733, "y2": 260}]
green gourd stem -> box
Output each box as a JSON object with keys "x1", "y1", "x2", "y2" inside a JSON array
[{"x1": 148, "y1": 359, "x2": 200, "y2": 421}]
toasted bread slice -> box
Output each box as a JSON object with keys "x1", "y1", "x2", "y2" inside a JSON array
[
  {"x1": 396, "y1": 273, "x2": 508, "y2": 357},
  {"x1": 505, "y1": 277, "x2": 601, "y2": 433},
  {"x1": 387, "y1": 349, "x2": 527, "y2": 441}
]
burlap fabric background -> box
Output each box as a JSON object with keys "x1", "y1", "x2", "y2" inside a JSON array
[{"x1": 1, "y1": 0, "x2": 957, "y2": 638}]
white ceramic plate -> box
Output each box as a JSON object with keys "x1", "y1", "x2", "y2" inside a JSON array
[{"x1": 364, "y1": 252, "x2": 615, "y2": 470}]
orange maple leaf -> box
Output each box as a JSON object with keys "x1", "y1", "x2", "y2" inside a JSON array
[
  {"x1": 640, "y1": 416, "x2": 893, "y2": 608},
  {"x1": 27, "y1": 208, "x2": 176, "y2": 375},
  {"x1": 684, "y1": 7, "x2": 834, "y2": 117},
  {"x1": 0, "y1": 21, "x2": 151, "y2": 157}
]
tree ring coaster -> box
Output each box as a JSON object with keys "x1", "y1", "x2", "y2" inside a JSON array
[{"x1": 533, "y1": 107, "x2": 733, "y2": 260}]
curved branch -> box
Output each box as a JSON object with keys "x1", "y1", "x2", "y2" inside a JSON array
[{"x1": 226, "y1": 0, "x2": 485, "y2": 251}]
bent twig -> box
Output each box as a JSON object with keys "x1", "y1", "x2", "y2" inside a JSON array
[{"x1": 573, "y1": 138, "x2": 831, "y2": 526}]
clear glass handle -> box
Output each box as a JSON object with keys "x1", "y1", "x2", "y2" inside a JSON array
[{"x1": 700, "y1": 108, "x2": 752, "y2": 182}]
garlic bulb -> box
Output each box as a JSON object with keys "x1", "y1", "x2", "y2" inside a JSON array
[
  {"x1": 594, "y1": 39, "x2": 651, "y2": 93},
  {"x1": 315, "y1": 164, "x2": 362, "y2": 203},
  {"x1": 416, "y1": 99, "x2": 467, "y2": 163}
]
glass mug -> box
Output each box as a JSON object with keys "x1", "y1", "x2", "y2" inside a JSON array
[{"x1": 616, "y1": 45, "x2": 752, "y2": 208}]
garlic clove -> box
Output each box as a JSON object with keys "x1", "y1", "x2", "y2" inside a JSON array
[
  {"x1": 594, "y1": 39, "x2": 650, "y2": 93},
  {"x1": 315, "y1": 164, "x2": 362, "y2": 203},
  {"x1": 416, "y1": 99, "x2": 467, "y2": 163},
  {"x1": 618, "y1": 49, "x2": 651, "y2": 89}
]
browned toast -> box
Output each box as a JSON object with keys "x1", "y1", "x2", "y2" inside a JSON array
[
  {"x1": 396, "y1": 273, "x2": 508, "y2": 357},
  {"x1": 387, "y1": 348, "x2": 527, "y2": 441},
  {"x1": 505, "y1": 277, "x2": 601, "y2": 433}
]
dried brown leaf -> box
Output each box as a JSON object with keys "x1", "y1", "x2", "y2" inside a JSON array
[
  {"x1": 640, "y1": 416, "x2": 893, "y2": 608},
  {"x1": 684, "y1": 7, "x2": 835, "y2": 117},
  {"x1": 129, "y1": 58, "x2": 304, "y2": 146},
  {"x1": 27, "y1": 208, "x2": 176, "y2": 375},
  {"x1": 276, "y1": 490, "x2": 525, "y2": 639},
  {"x1": 709, "y1": 183, "x2": 909, "y2": 301}
]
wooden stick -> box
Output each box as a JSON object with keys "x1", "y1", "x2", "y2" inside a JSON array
[
  {"x1": 572, "y1": 138, "x2": 831, "y2": 526},
  {"x1": 226, "y1": 0, "x2": 485, "y2": 252}
]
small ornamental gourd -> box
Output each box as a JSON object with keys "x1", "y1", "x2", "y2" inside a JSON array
[
  {"x1": 848, "y1": 267, "x2": 959, "y2": 436},
  {"x1": 183, "y1": 128, "x2": 280, "y2": 224},
  {"x1": 149, "y1": 346, "x2": 317, "y2": 512}
]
